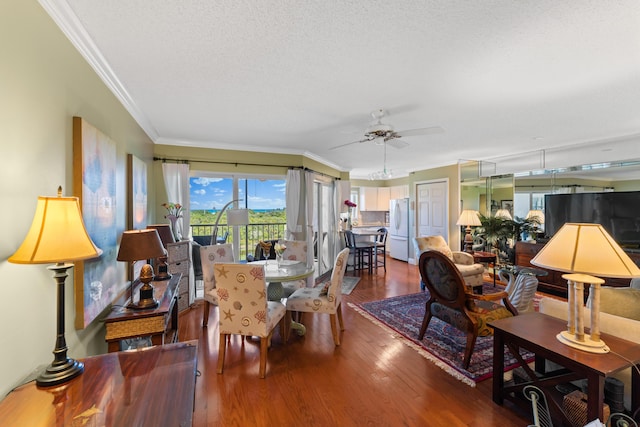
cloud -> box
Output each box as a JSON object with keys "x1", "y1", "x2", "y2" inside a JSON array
[
  {"x1": 193, "y1": 177, "x2": 223, "y2": 186},
  {"x1": 194, "y1": 189, "x2": 206, "y2": 195}
]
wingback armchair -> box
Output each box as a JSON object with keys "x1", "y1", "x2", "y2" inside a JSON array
[{"x1": 413, "y1": 235, "x2": 484, "y2": 290}]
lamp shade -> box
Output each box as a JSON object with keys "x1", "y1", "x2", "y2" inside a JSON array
[
  {"x1": 117, "y1": 229, "x2": 166, "y2": 262},
  {"x1": 526, "y1": 210, "x2": 545, "y2": 224},
  {"x1": 227, "y1": 208, "x2": 249, "y2": 225},
  {"x1": 495, "y1": 209, "x2": 512, "y2": 220},
  {"x1": 456, "y1": 210, "x2": 481, "y2": 226},
  {"x1": 9, "y1": 193, "x2": 102, "y2": 264},
  {"x1": 531, "y1": 223, "x2": 640, "y2": 278},
  {"x1": 146, "y1": 224, "x2": 175, "y2": 246}
]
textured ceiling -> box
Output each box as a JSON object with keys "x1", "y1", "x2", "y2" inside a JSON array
[{"x1": 43, "y1": 0, "x2": 640, "y2": 178}]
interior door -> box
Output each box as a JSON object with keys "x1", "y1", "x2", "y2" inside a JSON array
[{"x1": 416, "y1": 180, "x2": 448, "y2": 241}]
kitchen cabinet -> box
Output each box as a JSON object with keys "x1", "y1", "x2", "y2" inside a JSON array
[
  {"x1": 390, "y1": 185, "x2": 409, "y2": 200},
  {"x1": 360, "y1": 187, "x2": 390, "y2": 211}
]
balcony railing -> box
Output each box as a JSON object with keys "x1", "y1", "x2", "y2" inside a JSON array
[{"x1": 191, "y1": 222, "x2": 287, "y2": 260}]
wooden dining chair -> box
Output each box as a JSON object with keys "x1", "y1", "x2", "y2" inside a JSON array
[
  {"x1": 285, "y1": 248, "x2": 350, "y2": 345},
  {"x1": 214, "y1": 262, "x2": 287, "y2": 378}
]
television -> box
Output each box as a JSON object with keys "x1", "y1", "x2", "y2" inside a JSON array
[{"x1": 544, "y1": 191, "x2": 640, "y2": 249}]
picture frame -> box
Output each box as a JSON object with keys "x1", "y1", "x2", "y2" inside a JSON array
[
  {"x1": 73, "y1": 117, "x2": 123, "y2": 329},
  {"x1": 501, "y1": 199, "x2": 513, "y2": 213}
]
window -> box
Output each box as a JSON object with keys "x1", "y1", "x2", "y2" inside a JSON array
[{"x1": 190, "y1": 173, "x2": 286, "y2": 260}]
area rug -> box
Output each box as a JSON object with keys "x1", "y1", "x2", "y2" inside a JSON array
[
  {"x1": 341, "y1": 276, "x2": 361, "y2": 294},
  {"x1": 349, "y1": 283, "x2": 534, "y2": 387}
]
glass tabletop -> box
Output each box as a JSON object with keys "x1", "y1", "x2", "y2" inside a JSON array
[{"x1": 253, "y1": 260, "x2": 315, "y2": 282}]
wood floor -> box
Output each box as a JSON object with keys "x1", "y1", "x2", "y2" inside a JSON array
[{"x1": 178, "y1": 256, "x2": 531, "y2": 426}]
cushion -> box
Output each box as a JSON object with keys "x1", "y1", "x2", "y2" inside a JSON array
[
  {"x1": 416, "y1": 236, "x2": 454, "y2": 260},
  {"x1": 588, "y1": 286, "x2": 640, "y2": 321}
]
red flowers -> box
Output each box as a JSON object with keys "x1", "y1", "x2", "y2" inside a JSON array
[{"x1": 344, "y1": 199, "x2": 357, "y2": 208}]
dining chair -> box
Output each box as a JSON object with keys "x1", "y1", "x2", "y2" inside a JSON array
[
  {"x1": 285, "y1": 248, "x2": 350, "y2": 346},
  {"x1": 417, "y1": 250, "x2": 516, "y2": 369},
  {"x1": 200, "y1": 243, "x2": 235, "y2": 327},
  {"x1": 373, "y1": 227, "x2": 388, "y2": 271},
  {"x1": 214, "y1": 262, "x2": 286, "y2": 378},
  {"x1": 279, "y1": 239, "x2": 309, "y2": 297},
  {"x1": 344, "y1": 230, "x2": 374, "y2": 274}
]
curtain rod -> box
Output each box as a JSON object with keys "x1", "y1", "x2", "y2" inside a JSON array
[{"x1": 153, "y1": 157, "x2": 340, "y2": 179}]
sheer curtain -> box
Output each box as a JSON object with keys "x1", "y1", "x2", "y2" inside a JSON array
[
  {"x1": 285, "y1": 169, "x2": 302, "y2": 240},
  {"x1": 334, "y1": 180, "x2": 350, "y2": 255},
  {"x1": 162, "y1": 162, "x2": 191, "y2": 239},
  {"x1": 304, "y1": 171, "x2": 315, "y2": 282}
]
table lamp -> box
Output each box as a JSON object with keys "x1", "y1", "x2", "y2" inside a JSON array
[
  {"x1": 9, "y1": 186, "x2": 102, "y2": 387},
  {"x1": 117, "y1": 229, "x2": 167, "y2": 309},
  {"x1": 210, "y1": 199, "x2": 249, "y2": 244},
  {"x1": 456, "y1": 210, "x2": 481, "y2": 253},
  {"x1": 146, "y1": 224, "x2": 175, "y2": 280},
  {"x1": 495, "y1": 209, "x2": 513, "y2": 220},
  {"x1": 531, "y1": 223, "x2": 640, "y2": 353},
  {"x1": 526, "y1": 209, "x2": 545, "y2": 239}
]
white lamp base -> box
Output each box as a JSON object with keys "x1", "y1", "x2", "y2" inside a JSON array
[{"x1": 556, "y1": 331, "x2": 609, "y2": 354}]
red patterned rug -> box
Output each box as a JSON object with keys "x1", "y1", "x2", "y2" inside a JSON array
[{"x1": 349, "y1": 283, "x2": 535, "y2": 387}]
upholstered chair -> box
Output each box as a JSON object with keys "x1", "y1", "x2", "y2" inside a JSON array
[
  {"x1": 285, "y1": 248, "x2": 350, "y2": 346},
  {"x1": 418, "y1": 250, "x2": 516, "y2": 369},
  {"x1": 214, "y1": 262, "x2": 286, "y2": 378},
  {"x1": 200, "y1": 243, "x2": 235, "y2": 327},
  {"x1": 279, "y1": 239, "x2": 310, "y2": 297},
  {"x1": 413, "y1": 235, "x2": 485, "y2": 290},
  {"x1": 498, "y1": 269, "x2": 539, "y2": 313}
]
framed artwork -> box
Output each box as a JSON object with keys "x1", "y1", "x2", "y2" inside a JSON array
[
  {"x1": 127, "y1": 154, "x2": 147, "y2": 230},
  {"x1": 73, "y1": 117, "x2": 122, "y2": 329},
  {"x1": 501, "y1": 199, "x2": 513, "y2": 212}
]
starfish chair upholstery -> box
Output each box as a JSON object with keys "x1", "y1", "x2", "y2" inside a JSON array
[
  {"x1": 214, "y1": 263, "x2": 286, "y2": 378},
  {"x1": 200, "y1": 243, "x2": 235, "y2": 327},
  {"x1": 279, "y1": 239, "x2": 309, "y2": 297},
  {"x1": 417, "y1": 250, "x2": 516, "y2": 369},
  {"x1": 285, "y1": 248, "x2": 350, "y2": 346},
  {"x1": 413, "y1": 235, "x2": 484, "y2": 290}
]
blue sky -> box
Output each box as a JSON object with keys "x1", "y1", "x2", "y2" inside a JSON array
[{"x1": 190, "y1": 177, "x2": 286, "y2": 211}]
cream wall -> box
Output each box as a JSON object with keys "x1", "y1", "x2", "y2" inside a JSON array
[{"x1": 0, "y1": 1, "x2": 154, "y2": 398}]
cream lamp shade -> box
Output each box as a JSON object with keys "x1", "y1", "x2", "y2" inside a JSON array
[
  {"x1": 456, "y1": 210, "x2": 481, "y2": 253},
  {"x1": 9, "y1": 193, "x2": 102, "y2": 264},
  {"x1": 227, "y1": 208, "x2": 250, "y2": 225},
  {"x1": 495, "y1": 209, "x2": 512, "y2": 220},
  {"x1": 9, "y1": 187, "x2": 101, "y2": 387},
  {"x1": 526, "y1": 209, "x2": 545, "y2": 224},
  {"x1": 531, "y1": 222, "x2": 640, "y2": 353}
]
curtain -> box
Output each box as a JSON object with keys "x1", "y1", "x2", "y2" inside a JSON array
[
  {"x1": 285, "y1": 169, "x2": 302, "y2": 240},
  {"x1": 304, "y1": 171, "x2": 315, "y2": 286},
  {"x1": 334, "y1": 180, "x2": 351, "y2": 255},
  {"x1": 162, "y1": 162, "x2": 191, "y2": 239}
]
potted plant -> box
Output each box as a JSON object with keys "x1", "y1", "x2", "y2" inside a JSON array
[{"x1": 478, "y1": 213, "x2": 512, "y2": 261}]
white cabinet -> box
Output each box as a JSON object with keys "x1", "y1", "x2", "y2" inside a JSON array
[
  {"x1": 390, "y1": 185, "x2": 409, "y2": 200},
  {"x1": 167, "y1": 240, "x2": 191, "y2": 313},
  {"x1": 360, "y1": 187, "x2": 391, "y2": 211}
]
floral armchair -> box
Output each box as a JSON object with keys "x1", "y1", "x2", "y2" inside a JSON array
[
  {"x1": 214, "y1": 262, "x2": 286, "y2": 378},
  {"x1": 200, "y1": 243, "x2": 235, "y2": 327}
]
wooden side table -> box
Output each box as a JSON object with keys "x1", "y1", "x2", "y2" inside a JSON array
[
  {"x1": 0, "y1": 341, "x2": 198, "y2": 426},
  {"x1": 104, "y1": 273, "x2": 181, "y2": 352},
  {"x1": 473, "y1": 251, "x2": 498, "y2": 286},
  {"x1": 491, "y1": 313, "x2": 640, "y2": 424}
]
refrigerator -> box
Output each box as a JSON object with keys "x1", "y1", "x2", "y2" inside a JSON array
[{"x1": 389, "y1": 198, "x2": 409, "y2": 261}]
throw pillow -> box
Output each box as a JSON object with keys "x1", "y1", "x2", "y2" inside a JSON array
[{"x1": 588, "y1": 286, "x2": 640, "y2": 321}]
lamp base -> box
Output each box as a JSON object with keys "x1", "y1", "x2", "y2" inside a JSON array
[
  {"x1": 36, "y1": 358, "x2": 84, "y2": 387},
  {"x1": 556, "y1": 331, "x2": 609, "y2": 354},
  {"x1": 128, "y1": 283, "x2": 159, "y2": 310}
]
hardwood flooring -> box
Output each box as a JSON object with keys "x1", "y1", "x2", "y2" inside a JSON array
[{"x1": 178, "y1": 256, "x2": 531, "y2": 426}]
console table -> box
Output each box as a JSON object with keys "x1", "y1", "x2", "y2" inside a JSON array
[
  {"x1": 491, "y1": 313, "x2": 640, "y2": 424},
  {"x1": 0, "y1": 340, "x2": 198, "y2": 426},
  {"x1": 104, "y1": 273, "x2": 181, "y2": 352}
]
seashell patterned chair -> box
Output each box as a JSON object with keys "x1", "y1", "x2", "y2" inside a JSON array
[
  {"x1": 279, "y1": 239, "x2": 310, "y2": 297},
  {"x1": 214, "y1": 262, "x2": 286, "y2": 378},
  {"x1": 200, "y1": 243, "x2": 235, "y2": 327}
]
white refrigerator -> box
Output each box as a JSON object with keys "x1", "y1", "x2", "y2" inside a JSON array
[{"x1": 389, "y1": 198, "x2": 409, "y2": 261}]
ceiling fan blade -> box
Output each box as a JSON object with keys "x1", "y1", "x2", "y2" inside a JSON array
[
  {"x1": 394, "y1": 126, "x2": 445, "y2": 138},
  {"x1": 329, "y1": 138, "x2": 371, "y2": 150},
  {"x1": 385, "y1": 138, "x2": 410, "y2": 149}
]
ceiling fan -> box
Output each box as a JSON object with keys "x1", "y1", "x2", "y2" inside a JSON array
[{"x1": 330, "y1": 108, "x2": 444, "y2": 150}]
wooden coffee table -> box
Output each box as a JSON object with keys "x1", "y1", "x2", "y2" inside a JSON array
[{"x1": 491, "y1": 313, "x2": 640, "y2": 424}]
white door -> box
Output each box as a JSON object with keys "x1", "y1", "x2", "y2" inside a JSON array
[{"x1": 416, "y1": 180, "x2": 448, "y2": 241}]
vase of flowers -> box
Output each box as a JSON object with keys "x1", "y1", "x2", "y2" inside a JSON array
[
  {"x1": 344, "y1": 199, "x2": 357, "y2": 230},
  {"x1": 162, "y1": 202, "x2": 183, "y2": 241},
  {"x1": 274, "y1": 242, "x2": 286, "y2": 267}
]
